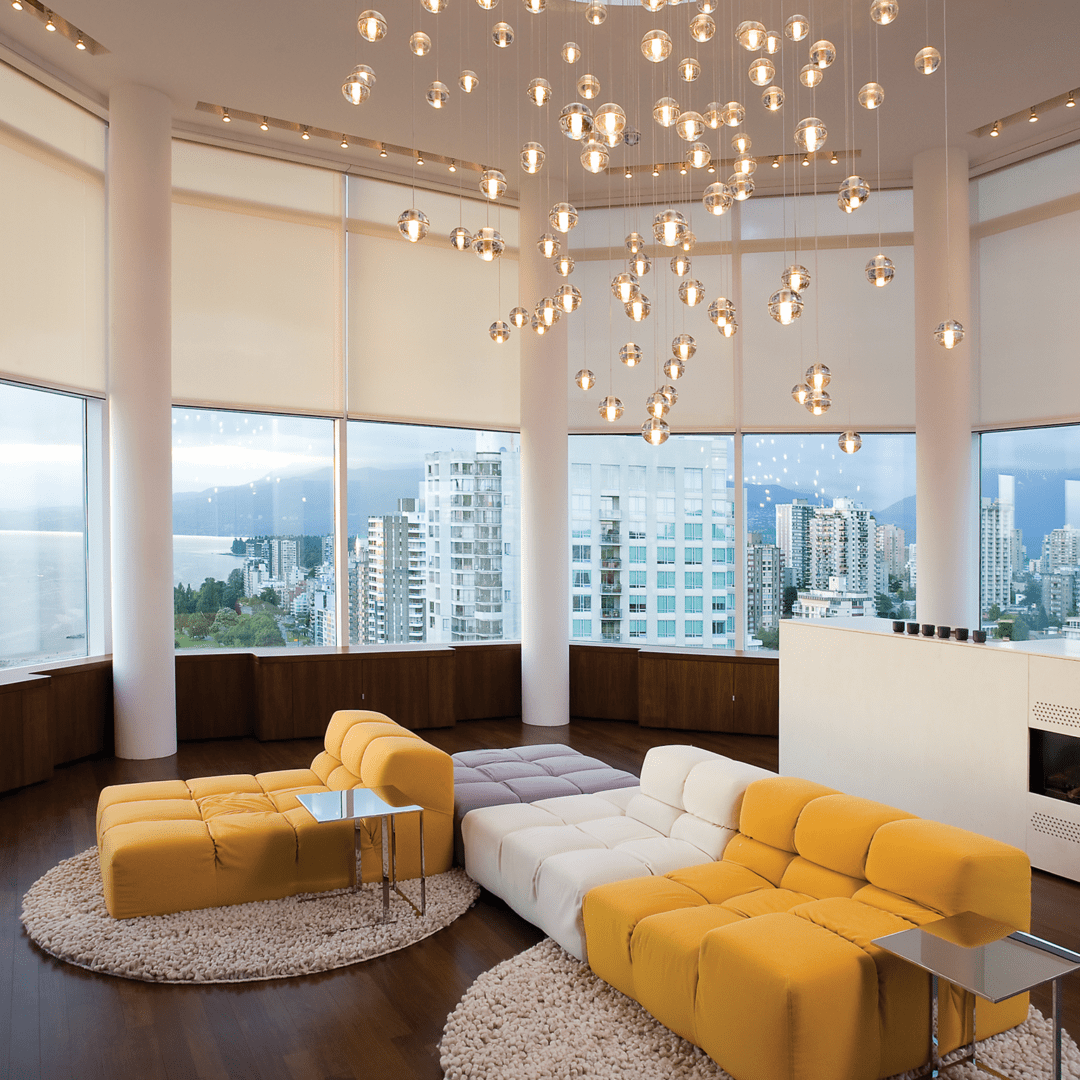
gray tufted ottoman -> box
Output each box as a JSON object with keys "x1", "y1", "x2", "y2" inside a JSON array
[{"x1": 451, "y1": 744, "x2": 639, "y2": 864}]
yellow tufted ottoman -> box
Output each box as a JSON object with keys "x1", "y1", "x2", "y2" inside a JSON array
[{"x1": 96, "y1": 710, "x2": 454, "y2": 919}]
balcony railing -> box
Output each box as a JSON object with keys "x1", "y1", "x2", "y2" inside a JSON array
[
  {"x1": 600, "y1": 583, "x2": 622, "y2": 595},
  {"x1": 601, "y1": 631, "x2": 622, "y2": 642},
  {"x1": 601, "y1": 558, "x2": 621, "y2": 569},
  {"x1": 600, "y1": 530, "x2": 621, "y2": 544},
  {"x1": 600, "y1": 607, "x2": 623, "y2": 620}
]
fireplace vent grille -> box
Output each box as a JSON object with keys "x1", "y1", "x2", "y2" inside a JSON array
[
  {"x1": 1032, "y1": 701, "x2": 1080, "y2": 732},
  {"x1": 1031, "y1": 812, "x2": 1080, "y2": 845}
]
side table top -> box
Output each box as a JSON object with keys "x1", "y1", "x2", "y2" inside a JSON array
[{"x1": 297, "y1": 787, "x2": 423, "y2": 824}]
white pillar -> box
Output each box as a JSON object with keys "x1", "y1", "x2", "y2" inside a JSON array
[
  {"x1": 108, "y1": 84, "x2": 177, "y2": 759},
  {"x1": 519, "y1": 174, "x2": 570, "y2": 726},
  {"x1": 913, "y1": 147, "x2": 978, "y2": 628}
]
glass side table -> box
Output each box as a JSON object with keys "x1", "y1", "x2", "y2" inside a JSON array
[
  {"x1": 873, "y1": 910, "x2": 1080, "y2": 1079},
  {"x1": 297, "y1": 787, "x2": 425, "y2": 925}
]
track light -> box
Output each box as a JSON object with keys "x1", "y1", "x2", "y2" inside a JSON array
[
  {"x1": 1067, "y1": 91, "x2": 1076, "y2": 108},
  {"x1": 416, "y1": 153, "x2": 425, "y2": 165},
  {"x1": 379, "y1": 145, "x2": 388, "y2": 157},
  {"x1": 340, "y1": 134, "x2": 349, "y2": 148},
  {"x1": 802, "y1": 154, "x2": 810, "y2": 166},
  {"x1": 625, "y1": 169, "x2": 632, "y2": 178},
  {"x1": 45, "y1": 10, "x2": 56, "y2": 30},
  {"x1": 989, "y1": 120, "x2": 1000, "y2": 136},
  {"x1": 260, "y1": 117, "x2": 269, "y2": 131},
  {"x1": 829, "y1": 150, "x2": 839, "y2": 164},
  {"x1": 10, "y1": 1, "x2": 23, "y2": 10},
  {"x1": 75, "y1": 35, "x2": 86, "y2": 50},
  {"x1": 301, "y1": 127, "x2": 310, "y2": 139},
  {"x1": 772, "y1": 155, "x2": 780, "y2": 168},
  {"x1": 652, "y1": 166, "x2": 660, "y2": 176},
  {"x1": 222, "y1": 109, "x2": 231, "y2": 123},
  {"x1": 1028, "y1": 107, "x2": 1038, "y2": 123},
  {"x1": 448, "y1": 160, "x2": 457, "y2": 172}
]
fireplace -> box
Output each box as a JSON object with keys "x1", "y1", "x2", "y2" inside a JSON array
[{"x1": 1030, "y1": 728, "x2": 1080, "y2": 804}]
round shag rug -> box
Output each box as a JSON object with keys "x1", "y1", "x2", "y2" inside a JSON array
[
  {"x1": 21, "y1": 847, "x2": 479, "y2": 984},
  {"x1": 440, "y1": 938, "x2": 1080, "y2": 1080}
]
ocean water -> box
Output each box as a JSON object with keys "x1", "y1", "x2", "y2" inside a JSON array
[
  {"x1": 172, "y1": 534, "x2": 246, "y2": 589},
  {"x1": 0, "y1": 530, "x2": 88, "y2": 667}
]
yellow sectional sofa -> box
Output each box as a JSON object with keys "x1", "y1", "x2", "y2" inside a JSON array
[
  {"x1": 582, "y1": 775, "x2": 1031, "y2": 1080},
  {"x1": 96, "y1": 710, "x2": 454, "y2": 919}
]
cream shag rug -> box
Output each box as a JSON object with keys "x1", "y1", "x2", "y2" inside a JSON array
[
  {"x1": 440, "y1": 938, "x2": 1080, "y2": 1080},
  {"x1": 21, "y1": 846, "x2": 479, "y2": 984}
]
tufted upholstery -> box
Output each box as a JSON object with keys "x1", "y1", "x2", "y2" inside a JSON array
[
  {"x1": 96, "y1": 710, "x2": 453, "y2": 919},
  {"x1": 581, "y1": 775, "x2": 1032, "y2": 1080}
]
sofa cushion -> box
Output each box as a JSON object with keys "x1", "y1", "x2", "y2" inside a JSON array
[
  {"x1": 669, "y1": 814, "x2": 734, "y2": 860},
  {"x1": 780, "y1": 855, "x2": 865, "y2": 899},
  {"x1": 503, "y1": 775, "x2": 581, "y2": 801},
  {"x1": 625, "y1": 792, "x2": 684, "y2": 836},
  {"x1": 533, "y1": 791, "x2": 640, "y2": 824},
  {"x1": 512, "y1": 743, "x2": 580, "y2": 762},
  {"x1": 738, "y1": 776, "x2": 838, "y2": 852},
  {"x1": 667, "y1": 860, "x2": 775, "y2": 905},
  {"x1": 560, "y1": 768, "x2": 639, "y2": 794},
  {"x1": 474, "y1": 760, "x2": 548, "y2": 782},
  {"x1": 720, "y1": 888, "x2": 816, "y2": 919},
  {"x1": 682, "y1": 757, "x2": 776, "y2": 830},
  {"x1": 722, "y1": 833, "x2": 797, "y2": 885},
  {"x1": 501, "y1": 825, "x2": 607, "y2": 901},
  {"x1": 849, "y1": 883, "x2": 943, "y2": 926},
  {"x1": 795, "y1": 794, "x2": 916, "y2": 879},
  {"x1": 533, "y1": 753, "x2": 609, "y2": 776},
  {"x1": 639, "y1": 744, "x2": 719, "y2": 809}
]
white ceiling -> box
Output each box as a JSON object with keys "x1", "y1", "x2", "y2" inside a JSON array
[{"x1": 3, "y1": 0, "x2": 1080, "y2": 200}]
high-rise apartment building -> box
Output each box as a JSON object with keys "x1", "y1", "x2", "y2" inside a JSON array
[
  {"x1": 1043, "y1": 526, "x2": 1080, "y2": 575},
  {"x1": 775, "y1": 499, "x2": 813, "y2": 588},
  {"x1": 807, "y1": 498, "x2": 877, "y2": 595},
  {"x1": 981, "y1": 475, "x2": 1016, "y2": 611},
  {"x1": 269, "y1": 538, "x2": 299, "y2": 584},
  {"x1": 365, "y1": 499, "x2": 426, "y2": 644},
  {"x1": 746, "y1": 536, "x2": 782, "y2": 638},
  {"x1": 876, "y1": 524, "x2": 906, "y2": 582},
  {"x1": 424, "y1": 436, "x2": 521, "y2": 643},
  {"x1": 1042, "y1": 568, "x2": 1078, "y2": 622},
  {"x1": 567, "y1": 436, "x2": 736, "y2": 650}
]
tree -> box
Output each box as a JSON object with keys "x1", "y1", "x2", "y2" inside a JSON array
[
  {"x1": 195, "y1": 577, "x2": 224, "y2": 614},
  {"x1": 173, "y1": 583, "x2": 197, "y2": 614},
  {"x1": 875, "y1": 592, "x2": 896, "y2": 619},
  {"x1": 757, "y1": 628, "x2": 780, "y2": 651},
  {"x1": 222, "y1": 568, "x2": 245, "y2": 610},
  {"x1": 782, "y1": 585, "x2": 799, "y2": 617},
  {"x1": 259, "y1": 586, "x2": 280, "y2": 607},
  {"x1": 231, "y1": 538, "x2": 246, "y2": 555},
  {"x1": 987, "y1": 602, "x2": 1002, "y2": 622}
]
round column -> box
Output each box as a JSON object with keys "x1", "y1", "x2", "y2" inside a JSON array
[
  {"x1": 519, "y1": 173, "x2": 570, "y2": 726},
  {"x1": 108, "y1": 84, "x2": 177, "y2": 759},
  {"x1": 913, "y1": 146, "x2": 977, "y2": 629}
]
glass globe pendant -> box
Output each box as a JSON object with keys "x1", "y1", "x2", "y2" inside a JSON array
[
  {"x1": 521, "y1": 141, "x2": 546, "y2": 173},
  {"x1": 839, "y1": 430, "x2": 862, "y2": 454},
  {"x1": 800, "y1": 63, "x2": 823, "y2": 88},
  {"x1": 653, "y1": 209, "x2": 688, "y2": 247},
  {"x1": 599, "y1": 396, "x2": 624, "y2": 422},
  {"x1": 450, "y1": 226, "x2": 473, "y2": 251},
  {"x1": 664, "y1": 357, "x2": 686, "y2": 380},
  {"x1": 736, "y1": 19, "x2": 766, "y2": 49},
  {"x1": 765, "y1": 28, "x2": 782, "y2": 53},
  {"x1": 421, "y1": 0, "x2": 447, "y2": 12},
  {"x1": 914, "y1": 46, "x2": 940, "y2": 74},
  {"x1": 426, "y1": 81, "x2": 450, "y2": 108},
  {"x1": 612, "y1": 271, "x2": 639, "y2": 302},
  {"x1": 866, "y1": 253, "x2": 895, "y2": 287},
  {"x1": 709, "y1": 297, "x2": 736, "y2": 327},
  {"x1": 472, "y1": 226, "x2": 505, "y2": 260},
  {"x1": 480, "y1": 169, "x2": 507, "y2": 199},
  {"x1": 720, "y1": 101, "x2": 746, "y2": 127},
  {"x1": 728, "y1": 174, "x2": 755, "y2": 201},
  {"x1": 578, "y1": 73, "x2": 601, "y2": 100},
  {"x1": 398, "y1": 208, "x2": 430, "y2": 242},
  {"x1": 646, "y1": 392, "x2": 670, "y2": 419},
  {"x1": 704, "y1": 102, "x2": 724, "y2": 129},
  {"x1": 762, "y1": 86, "x2": 785, "y2": 111},
  {"x1": 838, "y1": 175, "x2": 870, "y2": 213},
  {"x1": 659, "y1": 384, "x2": 679, "y2": 406},
  {"x1": 630, "y1": 252, "x2": 652, "y2": 276},
  {"x1": 676, "y1": 111, "x2": 706, "y2": 141},
  {"x1": 809, "y1": 40, "x2": 836, "y2": 68},
  {"x1": 791, "y1": 383, "x2": 811, "y2": 405},
  {"x1": 679, "y1": 57, "x2": 702, "y2": 82},
  {"x1": 680, "y1": 231, "x2": 696, "y2": 253},
  {"x1": 679, "y1": 279, "x2": 705, "y2": 307},
  {"x1": 785, "y1": 13, "x2": 809, "y2": 40},
  {"x1": 509, "y1": 306, "x2": 529, "y2": 328},
  {"x1": 537, "y1": 233, "x2": 560, "y2": 258},
  {"x1": 734, "y1": 153, "x2": 757, "y2": 175},
  {"x1": 576, "y1": 369, "x2": 596, "y2": 390},
  {"x1": 794, "y1": 117, "x2": 827, "y2": 152},
  {"x1": 489, "y1": 320, "x2": 511, "y2": 343},
  {"x1": 559, "y1": 102, "x2": 593, "y2": 140},
  {"x1": 859, "y1": 82, "x2": 885, "y2": 109},
  {"x1": 531, "y1": 314, "x2": 548, "y2": 336},
  {"x1": 537, "y1": 296, "x2": 560, "y2": 327},
  {"x1": 585, "y1": 1, "x2": 606, "y2": 24},
  {"x1": 626, "y1": 232, "x2": 647, "y2": 255},
  {"x1": 806, "y1": 363, "x2": 831, "y2": 391},
  {"x1": 459, "y1": 70, "x2": 479, "y2": 93},
  {"x1": 550, "y1": 201, "x2": 579, "y2": 233},
  {"x1": 641, "y1": 0, "x2": 665, "y2": 12},
  {"x1": 719, "y1": 318, "x2": 738, "y2": 337},
  {"x1": 476, "y1": 0, "x2": 497, "y2": 8},
  {"x1": 870, "y1": 0, "x2": 898, "y2": 25},
  {"x1": 410, "y1": 32, "x2": 432, "y2": 55},
  {"x1": 732, "y1": 130, "x2": 752, "y2": 153},
  {"x1": 620, "y1": 342, "x2": 643, "y2": 366},
  {"x1": 581, "y1": 139, "x2": 609, "y2": 173},
  {"x1": 748, "y1": 57, "x2": 775, "y2": 86},
  {"x1": 642, "y1": 417, "x2": 670, "y2": 445},
  {"x1": 555, "y1": 254, "x2": 575, "y2": 276},
  {"x1": 342, "y1": 66, "x2": 376, "y2": 105},
  {"x1": 701, "y1": 182, "x2": 733, "y2": 216},
  {"x1": 625, "y1": 292, "x2": 651, "y2": 321},
  {"x1": 769, "y1": 287, "x2": 803, "y2": 324},
  {"x1": 653, "y1": 97, "x2": 681, "y2": 127},
  {"x1": 689, "y1": 14, "x2": 716, "y2": 42},
  {"x1": 806, "y1": 390, "x2": 831, "y2": 415},
  {"x1": 935, "y1": 318, "x2": 965, "y2": 349},
  {"x1": 357, "y1": 10, "x2": 387, "y2": 41},
  {"x1": 556, "y1": 284, "x2": 583, "y2": 312},
  {"x1": 599, "y1": 129, "x2": 624, "y2": 149},
  {"x1": 523, "y1": 0, "x2": 545, "y2": 12},
  {"x1": 671, "y1": 252, "x2": 691, "y2": 276},
  {"x1": 561, "y1": 41, "x2": 581, "y2": 63},
  {"x1": 492, "y1": 21, "x2": 514, "y2": 46},
  {"x1": 527, "y1": 78, "x2": 552, "y2": 105},
  {"x1": 594, "y1": 103, "x2": 627, "y2": 137},
  {"x1": 672, "y1": 333, "x2": 697, "y2": 360},
  {"x1": 782, "y1": 264, "x2": 810, "y2": 292}
]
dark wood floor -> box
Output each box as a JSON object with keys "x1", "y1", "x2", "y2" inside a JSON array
[{"x1": 1, "y1": 719, "x2": 1076, "y2": 1080}]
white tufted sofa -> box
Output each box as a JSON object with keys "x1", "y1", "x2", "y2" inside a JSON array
[{"x1": 462, "y1": 745, "x2": 774, "y2": 961}]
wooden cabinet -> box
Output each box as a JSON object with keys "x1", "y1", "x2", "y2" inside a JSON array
[
  {"x1": 176, "y1": 652, "x2": 253, "y2": 741},
  {"x1": 570, "y1": 644, "x2": 640, "y2": 721},
  {"x1": 452, "y1": 643, "x2": 521, "y2": 720},
  {"x1": 0, "y1": 673, "x2": 51, "y2": 791}
]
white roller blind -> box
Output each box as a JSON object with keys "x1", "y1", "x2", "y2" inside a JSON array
[
  {"x1": 171, "y1": 142, "x2": 343, "y2": 414},
  {"x1": 347, "y1": 177, "x2": 520, "y2": 429},
  {"x1": 0, "y1": 62, "x2": 105, "y2": 393}
]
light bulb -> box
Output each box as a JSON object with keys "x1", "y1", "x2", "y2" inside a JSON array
[
  {"x1": 809, "y1": 40, "x2": 836, "y2": 68},
  {"x1": 785, "y1": 13, "x2": 809, "y2": 40},
  {"x1": 550, "y1": 201, "x2": 579, "y2": 233},
  {"x1": 612, "y1": 272, "x2": 639, "y2": 303},
  {"x1": 577, "y1": 73, "x2": 601, "y2": 100},
  {"x1": 343, "y1": 65, "x2": 376, "y2": 105},
  {"x1": 870, "y1": 0, "x2": 898, "y2": 24},
  {"x1": 398, "y1": 208, "x2": 430, "y2": 243},
  {"x1": 765, "y1": 28, "x2": 782, "y2": 53},
  {"x1": 561, "y1": 41, "x2": 581, "y2": 63},
  {"x1": 914, "y1": 46, "x2": 940, "y2": 74},
  {"x1": 678, "y1": 279, "x2": 704, "y2": 307},
  {"x1": 620, "y1": 343, "x2": 643, "y2": 366},
  {"x1": 450, "y1": 227, "x2": 473, "y2": 251},
  {"x1": 791, "y1": 383, "x2": 810, "y2": 405},
  {"x1": 489, "y1": 321, "x2": 511, "y2": 343},
  {"x1": 459, "y1": 70, "x2": 479, "y2": 93},
  {"x1": 426, "y1": 81, "x2": 450, "y2": 109},
  {"x1": 672, "y1": 333, "x2": 696, "y2": 360},
  {"x1": 642, "y1": 29, "x2": 673, "y2": 63},
  {"x1": 935, "y1": 319, "x2": 965, "y2": 349},
  {"x1": 480, "y1": 168, "x2": 507, "y2": 199},
  {"x1": 538, "y1": 233, "x2": 560, "y2": 259},
  {"x1": 340, "y1": 135, "x2": 348, "y2": 147},
  {"x1": 357, "y1": 10, "x2": 388, "y2": 40},
  {"x1": 762, "y1": 86, "x2": 785, "y2": 111},
  {"x1": 653, "y1": 97, "x2": 680, "y2": 127},
  {"x1": 521, "y1": 141, "x2": 546, "y2": 173},
  {"x1": 839, "y1": 431, "x2": 863, "y2": 454},
  {"x1": 748, "y1": 57, "x2": 775, "y2": 86},
  {"x1": 410, "y1": 31, "x2": 431, "y2": 55},
  {"x1": 806, "y1": 363, "x2": 831, "y2": 390},
  {"x1": 703, "y1": 179, "x2": 735, "y2": 216},
  {"x1": 576, "y1": 369, "x2": 596, "y2": 390},
  {"x1": 800, "y1": 63, "x2": 823, "y2": 88},
  {"x1": 865, "y1": 253, "x2": 895, "y2": 287},
  {"x1": 679, "y1": 57, "x2": 701, "y2": 82},
  {"x1": 557, "y1": 284, "x2": 583, "y2": 312},
  {"x1": 782, "y1": 264, "x2": 810, "y2": 292},
  {"x1": 510, "y1": 307, "x2": 529, "y2": 328},
  {"x1": 492, "y1": 21, "x2": 514, "y2": 46},
  {"x1": 732, "y1": 131, "x2": 752, "y2": 153},
  {"x1": 690, "y1": 14, "x2": 716, "y2": 42},
  {"x1": 599, "y1": 396, "x2": 624, "y2": 422},
  {"x1": 642, "y1": 417, "x2": 670, "y2": 445},
  {"x1": 301, "y1": 128, "x2": 310, "y2": 140},
  {"x1": 989, "y1": 121, "x2": 1000, "y2": 137}
]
